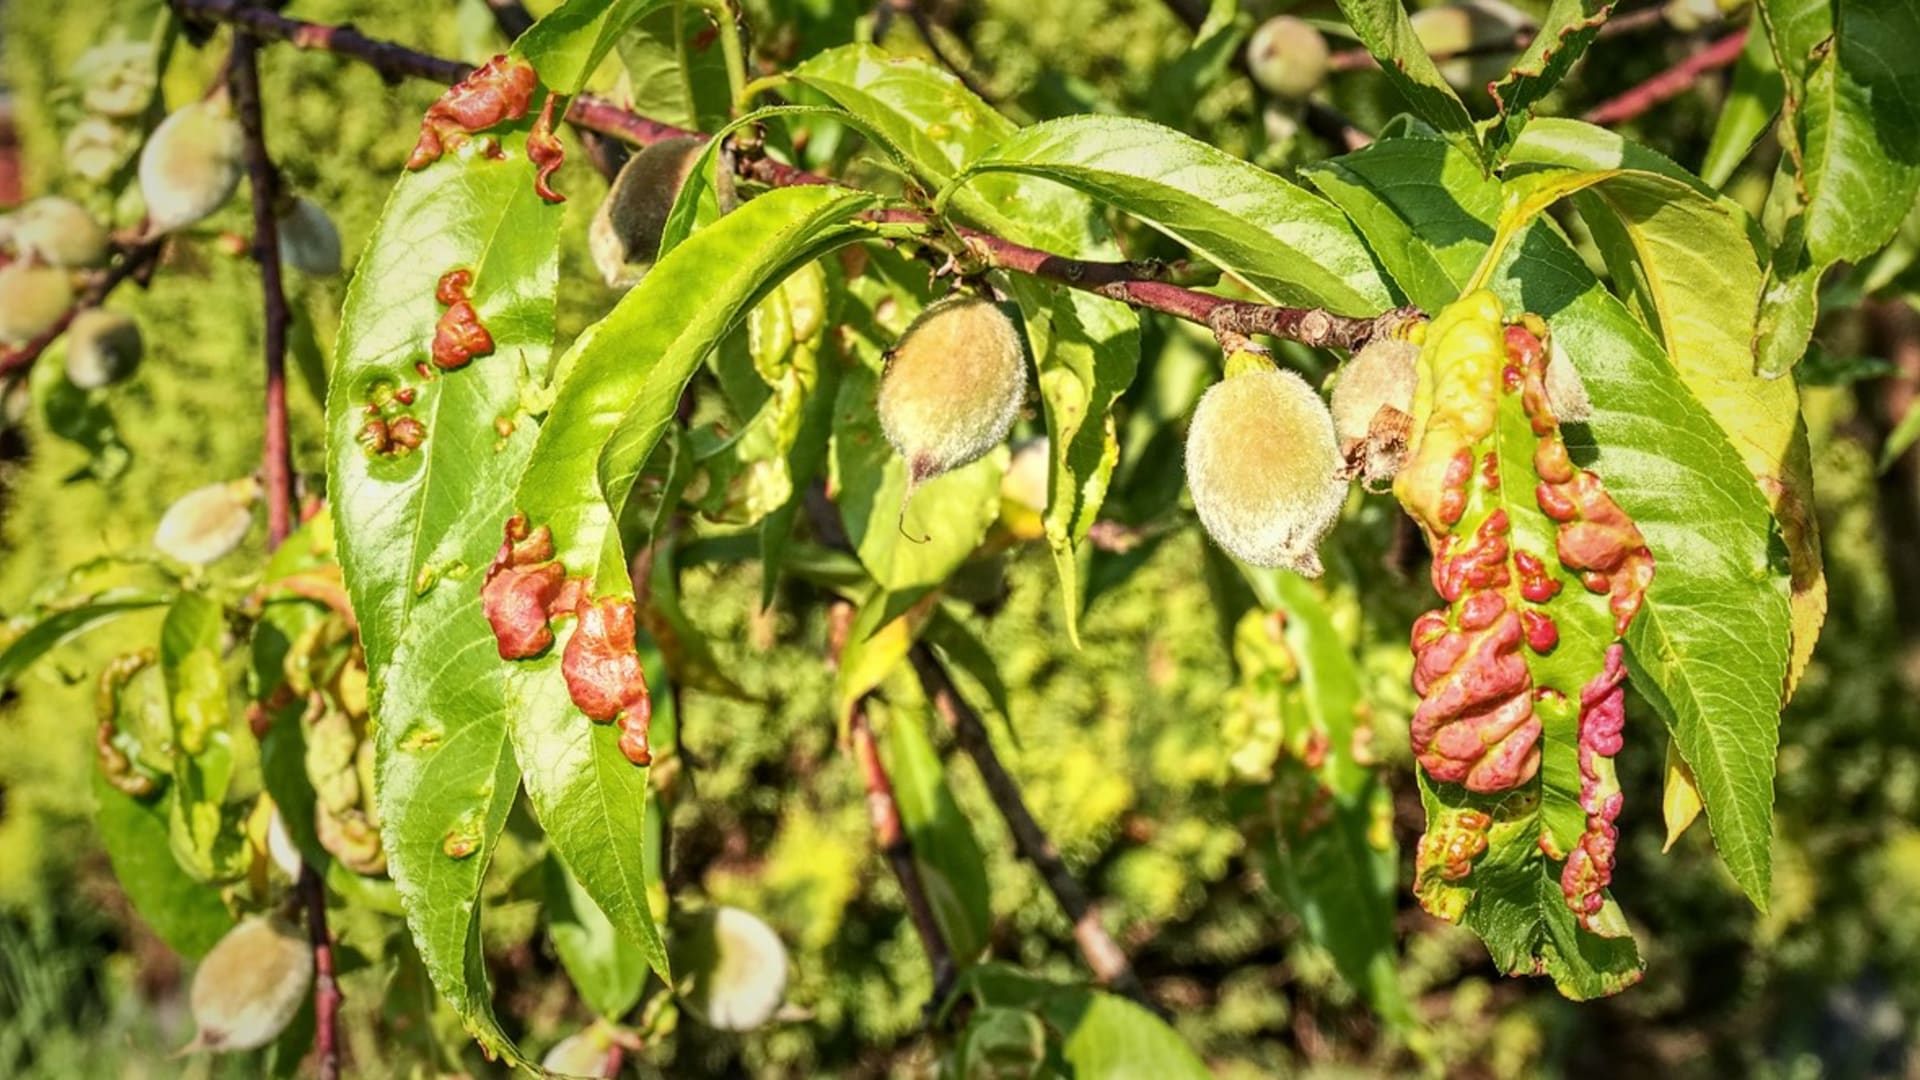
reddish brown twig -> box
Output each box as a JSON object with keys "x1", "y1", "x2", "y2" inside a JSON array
[
  {"x1": 230, "y1": 30, "x2": 295, "y2": 548},
  {"x1": 1583, "y1": 28, "x2": 1748, "y2": 127},
  {"x1": 908, "y1": 644, "x2": 1156, "y2": 1011},
  {"x1": 848, "y1": 702, "x2": 959, "y2": 1005},
  {"x1": 232, "y1": 25, "x2": 336, "y2": 1077},
  {"x1": 171, "y1": 0, "x2": 1404, "y2": 355}
]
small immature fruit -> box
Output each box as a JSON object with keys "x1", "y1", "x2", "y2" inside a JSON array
[
  {"x1": 277, "y1": 196, "x2": 342, "y2": 276},
  {"x1": 14, "y1": 196, "x2": 111, "y2": 268},
  {"x1": 64, "y1": 309, "x2": 143, "y2": 388},
  {"x1": 186, "y1": 915, "x2": 313, "y2": 1053},
  {"x1": 1185, "y1": 361, "x2": 1348, "y2": 575},
  {"x1": 878, "y1": 294, "x2": 1027, "y2": 485},
  {"x1": 139, "y1": 100, "x2": 245, "y2": 234},
  {"x1": 1246, "y1": 16, "x2": 1330, "y2": 101},
  {"x1": 1330, "y1": 335, "x2": 1420, "y2": 488},
  {"x1": 589, "y1": 135, "x2": 705, "y2": 288},
  {"x1": 675, "y1": 906, "x2": 790, "y2": 1032},
  {"x1": 542, "y1": 1027, "x2": 619, "y2": 1078},
  {"x1": 0, "y1": 264, "x2": 74, "y2": 344},
  {"x1": 155, "y1": 478, "x2": 259, "y2": 565}
]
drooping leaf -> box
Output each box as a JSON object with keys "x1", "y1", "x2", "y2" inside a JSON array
[
  {"x1": 1307, "y1": 135, "x2": 1789, "y2": 907},
  {"x1": 516, "y1": 0, "x2": 662, "y2": 94},
  {"x1": 1330, "y1": 0, "x2": 1481, "y2": 158},
  {"x1": 882, "y1": 708, "x2": 992, "y2": 963},
  {"x1": 1501, "y1": 130, "x2": 1825, "y2": 697},
  {"x1": 0, "y1": 589, "x2": 172, "y2": 692},
  {"x1": 614, "y1": 1, "x2": 732, "y2": 132},
  {"x1": 1000, "y1": 279, "x2": 1139, "y2": 644},
  {"x1": 1484, "y1": 0, "x2": 1612, "y2": 152},
  {"x1": 92, "y1": 770, "x2": 234, "y2": 960},
  {"x1": 326, "y1": 51, "x2": 567, "y2": 1064},
  {"x1": 1755, "y1": 0, "x2": 1920, "y2": 375},
  {"x1": 543, "y1": 853, "x2": 649, "y2": 1018},
  {"x1": 954, "y1": 115, "x2": 1396, "y2": 314},
  {"x1": 1699, "y1": 14, "x2": 1784, "y2": 189},
  {"x1": 1042, "y1": 989, "x2": 1211, "y2": 1080},
  {"x1": 1240, "y1": 571, "x2": 1409, "y2": 1024},
  {"x1": 503, "y1": 184, "x2": 883, "y2": 985},
  {"x1": 777, "y1": 44, "x2": 1108, "y2": 255}
]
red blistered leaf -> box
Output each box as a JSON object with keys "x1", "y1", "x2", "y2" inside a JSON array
[
  {"x1": 1410, "y1": 510, "x2": 1543, "y2": 793},
  {"x1": 482, "y1": 515, "x2": 566, "y2": 659},
  {"x1": 528, "y1": 93, "x2": 565, "y2": 203},
  {"x1": 1561, "y1": 645, "x2": 1628, "y2": 927},
  {"x1": 431, "y1": 269, "x2": 494, "y2": 370},
  {"x1": 562, "y1": 597, "x2": 654, "y2": 766},
  {"x1": 407, "y1": 55, "x2": 537, "y2": 170}
]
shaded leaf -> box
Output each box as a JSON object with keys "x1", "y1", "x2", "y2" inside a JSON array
[
  {"x1": 882, "y1": 708, "x2": 992, "y2": 963},
  {"x1": 92, "y1": 771, "x2": 234, "y2": 960}
]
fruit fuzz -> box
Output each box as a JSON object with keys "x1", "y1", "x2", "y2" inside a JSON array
[
  {"x1": 1331, "y1": 335, "x2": 1420, "y2": 488},
  {"x1": 64, "y1": 309, "x2": 143, "y2": 389},
  {"x1": 139, "y1": 100, "x2": 245, "y2": 234},
  {"x1": 1184, "y1": 356, "x2": 1347, "y2": 575},
  {"x1": 185, "y1": 915, "x2": 313, "y2": 1053},
  {"x1": 877, "y1": 294, "x2": 1028, "y2": 486},
  {"x1": 0, "y1": 263, "x2": 73, "y2": 344},
  {"x1": 1246, "y1": 16, "x2": 1330, "y2": 101},
  {"x1": 590, "y1": 135, "x2": 706, "y2": 289}
]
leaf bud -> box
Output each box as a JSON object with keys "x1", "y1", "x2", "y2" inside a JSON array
[
  {"x1": 673, "y1": 906, "x2": 790, "y2": 1032},
  {"x1": 1246, "y1": 16, "x2": 1330, "y2": 101},
  {"x1": 0, "y1": 263, "x2": 74, "y2": 344},
  {"x1": 64, "y1": 309, "x2": 143, "y2": 389},
  {"x1": 1185, "y1": 360, "x2": 1348, "y2": 575},
  {"x1": 589, "y1": 135, "x2": 705, "y2": 289},
  {"x1": 138, "y1": 100, "x2": 245, "y2": 234},
  {"x1": 878, "y1": 294, "x2": 1028, "y2": 485},
  {"x1": 185, "y1": 915, "x2": 313, "y2": 1053},
  {"x1": 14, "y1": 196, "x2": 111, "y2": 268},
  {"x1": 1330, "y1": 335, "x2": 1419, "y2": 488},
  {"x1": 277, "y1": 196, "x2": 342, "y2": 276},
  {"x1": 155, "y1": 478, "x2": 259, "y2": 565}
]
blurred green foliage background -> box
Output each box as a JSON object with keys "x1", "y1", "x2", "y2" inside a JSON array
[{"x1": 3, "y1": 0, "x2": 1919, "y2": 1077}]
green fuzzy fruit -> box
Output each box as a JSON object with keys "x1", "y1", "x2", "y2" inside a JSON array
[
  {"x1": 1185, "y1": 362, "x2": 1347, "y2": 575},
  {"x1": 139, "y1": 100, "x2": 245, "y2": 233},
  {"x1": 1330, "y1": 336, "x2": 1419, "y2": 487},
  {"x1": 1246, "y1": 16, "x2": 1329, "y2": 101},
  {"x1": 185, "y1": 915, "x2": 313, "y2": 1053},
  {"x1": 673, "y1": 906, "x2": 790, "y2": 1032},
  {"x1": 878, "y1": 294, "x2": 1027, "y2": 485},
  {"x1": 0, "y1": 263, "x2": 74, "y2": 344},
  {"x1": 278, "y1": 196, "x2": 342, "y2": 276},
  {"x1": 589, "y1": 135, "x2": 705, "y2": 289},
  {"x1": 14, "y1": 196, "x2": 110, "y2": 268},
  {"x1": 154, "y1": 478, "x2": 258, "y2": 565},
  {"x1": 64, "y1": 308, "x2": 143, "y2": 389}
]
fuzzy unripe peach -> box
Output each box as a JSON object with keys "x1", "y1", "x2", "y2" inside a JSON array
[
  {"x1": 878, "y1": 294, "x2": 1027, "y2": 485},
  {"x1": 184, "y1": 915, "x2": 313, "y2": 1053},
  {"x1": 589, "y1": 135, "x2": 705, "y2": 289},
  {"x1": 64, "y1": 308, "x2": 143, "y2": 389},
  {"x1": 277, "y1": 196, "x2": 342, "y2": 276},
  {"x1": 0, "y1": 263, "x2": 74, "y2": 344},
  {"x1": 139, "y1": 100, "x2": 245, "y2": 233},
  {"x1": 674, "y1": 906, "x2": 790, "y2": 1032},
  {"x1": 14, "y1": 196, "x2": 110, "y2": 268},
  {"x1": 1246, "y1": 16, "x2": 1330, "y2": 101},
  {"x1": 154, "y1": 478, "x2": 258, "y2": 565},
  {"x1": 1331, "y1": 336, "x2": 1419, "y2": 487},
  {"x1": 1185, "y1": 362, "x2": 1348, "y2": 575}
]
